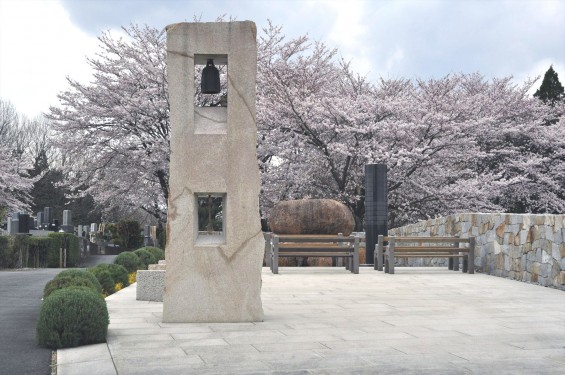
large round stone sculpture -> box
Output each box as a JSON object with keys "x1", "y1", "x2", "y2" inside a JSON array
[{"x1": 269, "y1": 199, "x2": 355, "y2": 235}]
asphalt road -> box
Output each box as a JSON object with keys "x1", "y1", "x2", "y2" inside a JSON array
[
  {"x1": 0, "y1": 255, "x2": 117, "y2": 375},
  {"x1": 0, "y1": 268, "x2": 61, "y2": 375}
]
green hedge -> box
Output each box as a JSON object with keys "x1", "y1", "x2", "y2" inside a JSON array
[
  {"x1": 105, "y1": 264, "x2": 129, "y2": 287},
  {"x1": 137, "y1": 246, "x2": 165, "y2": 262},
  {"x1": 114, "y1": 251, "x2": 140, "y2": 273},
  {"x1": 0, "y1": 236, "x2": 13, "y2": 268},
  {"x1": 133, "y1": 248, "x2": 157, "y2": 270},
  {"x1": 43, "y1": 276, "x2": 99, "y2": 299},
  {"x1": 88, "y1": 267, "x2": 115, "y2": 295},
  {"x1": 47, "y1": 233, "x2": 80, "y2": 267},
  {"x1": 36, "y1": 286, "x2": 109, "y2": 349},
  {"x1": 0, "y1": 233, "x2": 81, "y2": 269},
  {"x1": 55, "y1": 269, "x2": 103, "y2": 294}
]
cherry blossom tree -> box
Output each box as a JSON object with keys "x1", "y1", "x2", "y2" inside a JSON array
[
  {"x1": 256, "y1": 24, "x2": 565, "y2": 228},
  {"x1": 0, "y1": 100, "x2": 37, "y2": 215},
  {"x1": 49, "y1": 22, "x2": 564, "y2": 230},
  {"x1": 48, "y1": 25, "x2": 169, "y2": 221}
]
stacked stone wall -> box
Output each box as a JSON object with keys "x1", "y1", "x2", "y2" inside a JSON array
[{"x1": 389, "y1": 213, "x2": 565, "y2": 290}]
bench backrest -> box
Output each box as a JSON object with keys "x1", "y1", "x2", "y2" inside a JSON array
[{"x1": 273, "y1": 234, "x2": 358, "y2": 243}]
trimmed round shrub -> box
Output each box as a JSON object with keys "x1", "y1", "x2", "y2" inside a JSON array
[
  {"x1": 54, "y1": 269, "x2": 102, "y2": 294},
  {"x1": 43, "y1": 276, "x2": 99, "y2": 299},
  {"x1": 137, "y1": 246, "x2": 165, "y2": 262},
  {"x1": 106, "y1": 263, "x2": 130, "y2": 287},
  {"x1": 88, "y1": 267, "x2": 115, "y2": 295},
  {"x1": 114, "y1": 251, "x2": 140, "y2": 273},
  {"x1": 36, "y1": 286, "x2": 109, "y2": 349},
  {"x1": 133, "y1": 249, "x2": 157, "y2": 270}
]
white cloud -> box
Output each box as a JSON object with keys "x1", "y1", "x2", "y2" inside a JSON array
[
  {"x1": 315, "y1": 0, "x2": 373, "y2": 77},
  {"x1": 0, "y1": 0, "x2": 98, "y2": 118},
  {"x1": 385, "y1": 46, "x2": 404, "y2": 72}
]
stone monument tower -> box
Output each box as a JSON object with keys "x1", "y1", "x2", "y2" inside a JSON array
[{"x1": 163, "y1": 21, "x2": 264, "y2": 322}]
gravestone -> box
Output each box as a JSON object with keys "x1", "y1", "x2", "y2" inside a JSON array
[
  {"x1": 43, "y1": 207, "x2": 53, "y2": 226},
  {"x1": 7, "y1": 214, "x2": 18, "y2": 235},
  {"x1": 61, "y1": 210, "x2": 73, "y2": 233},
  {"x1": 17, "y1": 213, "x2": 30, "y2": 233},
  {"x1": 163, "y1": 21, "x2": 264, "y2": 322},
  {"x1": 36, "y1": 212, "x2": 44, "y2": 228}
]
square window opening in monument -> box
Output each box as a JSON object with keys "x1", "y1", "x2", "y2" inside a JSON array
[
  {"x1": 195, "y1": 193, "x2": 226, "y2": 245},
  {"x1": 194, "y1": 54, "x2": 228, "y2": 134}
]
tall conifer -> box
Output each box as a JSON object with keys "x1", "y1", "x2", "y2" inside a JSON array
[{"x1": 534, "y1": 65, "x2": 564, "y2": 106}]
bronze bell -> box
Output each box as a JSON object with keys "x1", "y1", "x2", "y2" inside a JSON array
[{"x1": 201, "y1": 59, "x2": 221, "y2": 94}]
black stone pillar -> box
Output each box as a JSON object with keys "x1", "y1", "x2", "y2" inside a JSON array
[{"x1": 365, "y1": 164, "x2": 388, "y2": 266}]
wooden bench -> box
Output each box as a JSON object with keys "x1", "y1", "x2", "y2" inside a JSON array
[
  {"x1": 269, "y1": 234, "x2": 360, "y2": 274},
  {"x1": 375, "y1": 235, "x2": 475, "y2": 274}
]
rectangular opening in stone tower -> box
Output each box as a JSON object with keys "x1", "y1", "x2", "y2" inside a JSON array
[
  {"x1": 194, "y1": 54, "x2": 228, "y2": 134},
  {"x1": 194, "y1": 54, "x2": 228, "y2": 107},
  {"x1": 195, "y1": 193, "x2": 226, "y2": 245}
]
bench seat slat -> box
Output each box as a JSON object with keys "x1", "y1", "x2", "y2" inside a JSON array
[
  {"x1": 383, "y1": 236, "x2": 470, "y2": 243},
  {"x1": 392, "y1": 254, "x2": 468, "y2": 258},
  {"x1": 278, "y1": 252, "x2": 352, "y2": 257},
  {"x1": 279, "y1": 243, "x2": 352, "y2": 249},
  {"x1": 277, "y1": 236, "x2": 355, "y2": 243},
  {"x1": 279, "y1": 247, "x2": 353, "y2": 253},
  {"x1": 389, "y1": 247, "x2": 470, "y2": 252}
]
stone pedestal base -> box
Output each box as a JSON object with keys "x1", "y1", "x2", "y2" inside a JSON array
[
  {"x1": 136, "y1": 270, "x2": 165, "y2": 302},
  {"x1": 163, "y1": 232, "x2": 264, "y2": 323}
]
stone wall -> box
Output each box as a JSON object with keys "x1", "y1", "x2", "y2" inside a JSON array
[{"x1": 389, "y1": 213, "x2": 565, "y2": 290}]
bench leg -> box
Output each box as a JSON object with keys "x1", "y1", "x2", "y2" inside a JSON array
[
  {"x1": 388, "y1": 252, "x2": 395, "y2": 274},
  {"x1": 468, "y1": 238, "x2": 475, "y2": 274},
  {"x1": 265, "y1": 233, "x2": 272, "y2": 268},
  {"x1": 448, "y1": 258, "x2": 454, "y2": 270},
  {"x1": 388, "y1": 237, "x2": 395, "y2": 274},
  {"x1": 272, "y1": 236, "x2": 279, "y2": 274},
  {"x1": 453, "y1": 254, "x2": 459, "y2": 271},
  {"x1": 462, "y1": 255, "x2": 468, "y2": 273},
  {"x1": 353, "y1": 237, "x2": 360, "y2": 274}
]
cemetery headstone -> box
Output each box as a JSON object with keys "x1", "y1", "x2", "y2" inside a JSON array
[
  {"x1": 61, "y1": 210, "x2": 73, "y2": 233},
  {"x1": 43, "y1": 207, "x2": 53, "y2": 226},
  {"x1": 36, "y1": 212, "x2": 44, "y2": 228},
  {"x1": 7, "y1": 214, "x2": 18, "y2": 235}
]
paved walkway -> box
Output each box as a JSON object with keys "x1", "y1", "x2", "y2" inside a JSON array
[{"x1": 58, "y1": 267, "x2": 565, "y2": 375}]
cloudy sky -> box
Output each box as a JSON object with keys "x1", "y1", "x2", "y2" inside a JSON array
[{"x1": 0, "y1": 0, "x2": 564, "y2": 118}]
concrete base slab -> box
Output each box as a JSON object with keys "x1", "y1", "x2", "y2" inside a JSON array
[{"x1": 57, "y1": 267, "x2": 565, "y2": 374}]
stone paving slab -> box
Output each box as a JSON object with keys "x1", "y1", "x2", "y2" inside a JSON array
[{"x1": 57, "y1": 267, "x2": 565, "y2": 374}]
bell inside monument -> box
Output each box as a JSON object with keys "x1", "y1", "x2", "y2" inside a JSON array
[{"x1": 201, "y1": 59, "x2": 221, "y2": 94}]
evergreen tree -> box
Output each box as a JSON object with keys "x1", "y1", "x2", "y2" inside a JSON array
[{"x1": 534, "y1": 65, "x2": 564, "y2": 106}]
